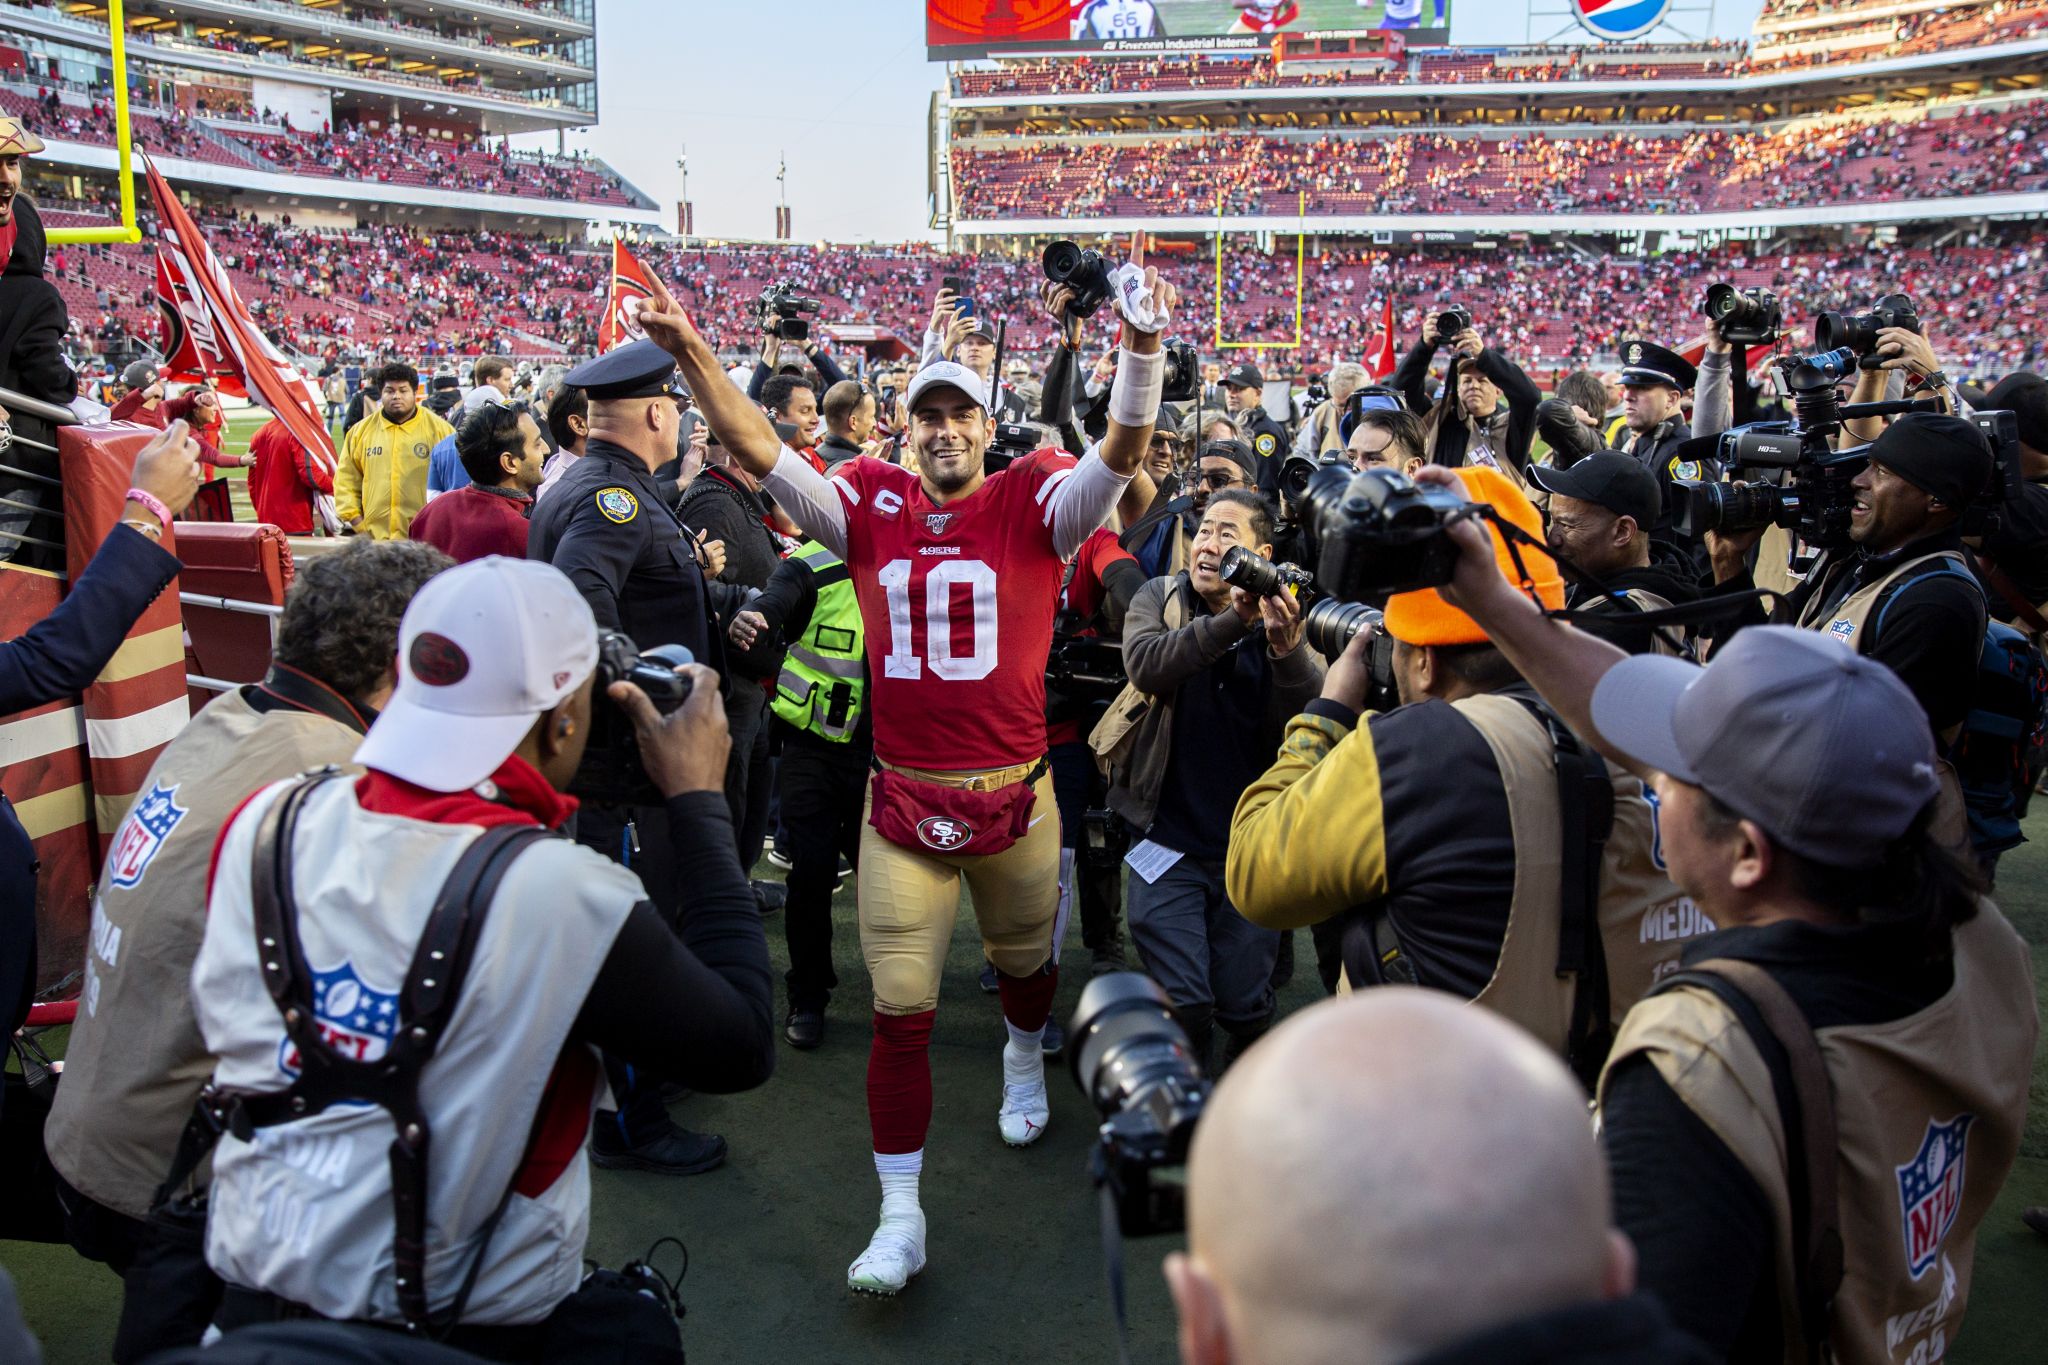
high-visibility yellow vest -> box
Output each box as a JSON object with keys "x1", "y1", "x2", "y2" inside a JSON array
[{"x1": 769, "y1": 541, "x2": 866, "y2": 742}]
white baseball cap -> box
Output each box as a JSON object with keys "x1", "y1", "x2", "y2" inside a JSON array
[
  {"x1": 905, "y1": 360, "x2": 990, "y2": 414},
  {"x1": 354, "y1": 556, "x2": 599, "y2": 793}
]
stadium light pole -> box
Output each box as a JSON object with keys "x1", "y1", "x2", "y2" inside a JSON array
[{"x1": 48, "y1": 0, "x2": 142, "y2": 245}]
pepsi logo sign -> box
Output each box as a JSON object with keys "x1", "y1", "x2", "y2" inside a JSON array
[{"x1": 1575, "y1": 0, "x2": 1674, "y2": 41}]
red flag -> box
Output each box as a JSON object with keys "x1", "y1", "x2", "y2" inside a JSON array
[
  {"x1": 1363, "y1": 293, "x2": 1397, "y2": 382},
  {"x1": 143, "y1": 156, "x2": 339, "y2": 530},
  {"x1": 599, "y1": 238, "x2": 662, "y2": 353},
  {"x1": 153, "y1": 249, "x2": 237, "y2": 391}
]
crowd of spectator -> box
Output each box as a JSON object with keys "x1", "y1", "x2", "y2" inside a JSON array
[{"x1": 950, "y1": 101, "x2": 2048, "y2": 218}]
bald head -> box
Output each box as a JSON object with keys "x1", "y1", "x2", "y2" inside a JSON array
[{"x1": 1166, "y1": 992, "x2": 1628, "y2": 1365}]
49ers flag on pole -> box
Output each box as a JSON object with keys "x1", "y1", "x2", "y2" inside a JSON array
[
  {"x1": 143, "y1": 154, "x2": 340, "y2": 530},
  {"x1": 1363, "y1": 293, "x2": 1398, "y2": 382},
  {"x1": 598, "y1": 237, "x2": 662, "y2": 353}
]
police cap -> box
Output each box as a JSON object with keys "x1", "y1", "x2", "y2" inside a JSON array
[
  {"x1": 565, "y1": 338, "x2": 685, "y2": 401},
  {"x1": 1617, "y1": 341, "x2": 1697, "y2": 392},
  {"x1": 1221, "y1": 362, "x2": 1265, "y2": 391}
]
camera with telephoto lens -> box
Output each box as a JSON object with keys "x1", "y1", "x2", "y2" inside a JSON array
[
  {"x1": 1702, "y1": 283, "x2": 1782, "y2": 347},
  {"x1": 1161, "y1": 340, "x2": 1201, "y2": 405},
  {"x1": 1814, "y1": 293, "x2": 1919, "y2": 369},
  {"x1": 1305, "y1": 602, "x2": 1400, "y2": 712},
  {"x1": 572, "y1": 632, "x2": 695, "y2": 804},
  {"x1": 1299, "y1": 464, "x2": 1479, "y2": 600},
  {"x1": 1671, "y1": 347, "x2": 1873, "y2": 549},
  {"x1": 1069, "y1": 973, "x2": 1210, "y2": 1237},
  {"x1": 1219, "y1": 545, "x2": 1313, "y2": 599},
  {"x1": 758, "y1": 283, "x2": 821, "y2": 342},
  {"x1": 1043, "y1": 240, "x2": 1114, "y2": 320},
  {"x1": 1434, "y1": 304, "x2": 1472, "y2": 342}
]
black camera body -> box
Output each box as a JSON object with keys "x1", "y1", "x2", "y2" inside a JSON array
[
  {"x1": 1045, "y1": 635, "x2": 1129, "y2": 731},
  {"x1": 1161, "y1": 340, "x2": 1201, "y2": 405},
  {"x1": 985, "y1": 419, "x2": 1043, "y2": 474},
  {"x1": 1301, "y1": 464, "x2": 1477, "y2": 600},
  {"x1": 1702, "y1": 283, "x2": 1782, "y2": 347},
  {"x1": 759, "y1": 283, "x2": 821, "y2": 342},
  {"x1": 1434, "y1": 304, "x2": 1472, "y2": 341},
  {"x1": 572, "y1": 633, "x2": 695, "y2": 805},
  {"x1": 1219, "y1": 547, "x2": 1400, "y2": 709},
  {"x1": 1814, "y1": 292, "x2": 1919, "y2": 368},
  {"x1": 1069, "y1": 974, "x2": 1210, "y2": 1238},
  {"x1": 1043, "y1": 240, "x2": 1114, "y2": 319},
  {"x1": 1219, "y1": 544, "x2": 1313, "y2": 599}
]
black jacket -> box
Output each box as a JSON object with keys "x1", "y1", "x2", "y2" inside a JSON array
[
  {"x1": 1566, "y1": 561, "x2": 1702, "y2": 657},
  {"x1": 1410, "y1": 1294, "x2": 1715, "y2": 1365},
  {"x1": 1392, "y1": 339, "x2": 1541, "y2": 476},
  {"x1": 0, "y1": 197, "x2": 74, "y2": 405}
]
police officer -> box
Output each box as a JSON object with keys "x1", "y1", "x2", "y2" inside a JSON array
[
  {"x1": 1220, "y1": 362, "x2": 1288, "y2": 496},
  {"x1": 1226, "y1": 468, "x2": 1712, "y2": 1080},
  {"x1": 1423, "y1": 508, "x2": 2036, "y2": 1362},
  {"x1": 1615, "y1": 340, "x2": 1712, "y2": 567},
  {"x1": 527, "y1": 338, "x2": 741, "y2": 1176}
]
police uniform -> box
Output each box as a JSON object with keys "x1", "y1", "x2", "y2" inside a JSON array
[
  {"x1": 1222, "y1": 362, "x2": 1288, "y2": 495},
  {"x1": 961, "y1": 321, "x2": 1032, "y2": 425},
  {"x1": 1617, "y1": 341, "x2": 1712, "y2": 564}
]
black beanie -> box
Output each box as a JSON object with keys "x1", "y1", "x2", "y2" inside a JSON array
[
  {"x1": 1867, "y1": 412, "x2": 1992, "y2": 509},
  {"x1": 1985, "y1": 372, "x2": 2047, "y2": 454}
]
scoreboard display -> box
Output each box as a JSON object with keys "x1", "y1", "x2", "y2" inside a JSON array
[{"x1": 926, "y1": 0, "x2": 1452, "y2": 58}]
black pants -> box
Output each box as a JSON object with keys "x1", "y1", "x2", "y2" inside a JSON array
[
  {"x1": 724, "y1": 684, "x2": 773, "y2": 875},
  {"x1": 573, "y1": 803, "x2": 683, "y2": 1143},
  {"x1": 1049, "y1": 740, "x2": 1125, "y2": 953},
  {"x1": 779, "y1": 726, "x2": 867, "y2": 1012}
]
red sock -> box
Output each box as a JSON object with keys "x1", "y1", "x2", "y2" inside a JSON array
[
  {"x1": 868, "y1": 1009, "x2": 936, "y2": 1155},
  {"x1": 996, "y1": 966, "x2": 1059, "y2": 1034}
]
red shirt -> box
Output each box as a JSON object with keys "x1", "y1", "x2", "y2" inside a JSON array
[
  {"x1": 834, "y1": 449, "x2": 1078, "y2": 771},
  {"x1": 408, "y1": 483, "x2": 533, "y2": 564},
  {"x1": 245, "y1": 416, "x2": 332, "y2": 534}
]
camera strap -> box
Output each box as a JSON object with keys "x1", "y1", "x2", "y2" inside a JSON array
[{"x1": 1098, "y1": 1175, "x2": 1137, "y2": 1365}]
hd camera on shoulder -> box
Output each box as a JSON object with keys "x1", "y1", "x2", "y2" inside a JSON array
[
  {"x1": 759, "y1": 283, "x2": 821, "y2": 342},
  {"x1": 1701, "y1": 283, "x2": 1782, "y2": 347},
  {"x1": 572, "y1": 632, "x2": 695, "y2": 806},
  {"x1": 1814, "y1": 292, "x2": 1920, "y2": 370},
  {"x1": 1043, "y1": 239, "x2": 1114, "y2": 320}
]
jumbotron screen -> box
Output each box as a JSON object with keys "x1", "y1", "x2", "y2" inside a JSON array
[{"x1": 926, "y1": 0, "x2": 1451, "y2": 58}]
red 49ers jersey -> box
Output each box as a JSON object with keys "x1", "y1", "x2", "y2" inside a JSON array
[{"x1": 834, "y1": 449, "x2": 1077, "y2": 771}]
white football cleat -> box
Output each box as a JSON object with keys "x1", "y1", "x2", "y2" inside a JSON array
[
  {"x1": 847, "y1": 1208, "x2": 927, "y2": 1296},
  {"x1": 998, "y1": 1074, "x2": 1050, "y2": 1147}
]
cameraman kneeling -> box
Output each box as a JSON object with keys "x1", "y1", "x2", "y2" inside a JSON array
[
  {"x1": 190, "y1": 557, "x2": 774, "y2": 1358},
  {"x1": 1107, "y1": 491, "x2": 1324, "y2": 1069},
  {"x1": 1424, "y1": 504, "x2": 2036, "y2": 1365},
  {"x1": 1227, "y1": 469, "x2": 1712, "y2": 1073}
]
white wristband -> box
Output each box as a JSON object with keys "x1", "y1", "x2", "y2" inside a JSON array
[{"x1": 1108, "y1": 346, "x2": 1164, "y2": 429}]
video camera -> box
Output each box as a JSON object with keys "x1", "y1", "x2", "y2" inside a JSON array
[
  {"x1": 758, "y1": 283, "x2": 821, "y2": 342},
  {"x1": 1219, "y1": 545, "x2": 1399, "y2": 709},
  {"x1": 1814, "y1": 292, "x2": 1919, "y2": 371},
  {"x1": 571, "y1": 632, "x2": 695, "y2": 806},
  {"x1": 1702, "y1": 283, "x2": 1782, "y2": 347},
  {"x1": 985, "y1": 419, "x2": 1043, "y2": 474}
]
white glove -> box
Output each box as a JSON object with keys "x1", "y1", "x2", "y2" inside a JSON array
[{"x1": 1108, "y1": 263, "x2": 1171, "y2": 336}]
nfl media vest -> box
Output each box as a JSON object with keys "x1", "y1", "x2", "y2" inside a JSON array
[
  {"x1": 769, "y1": 540, "x2": 866, "y2": 742},
  {"x1": 1796, "y1": 550, "x2": 1979, "y2": 657},
  {"x1": 192, "y1": 777, "x2": 638, "y2": 1325},
  {"x1": 45, "y1": 689, "x2": 365, "y2": 1220},
  {"x1": 1367, "y1": 694, "x2": 1714, "y2": 1060},
  {"x1": 1601, "y1": 903, "x2": 2036, "y2": 1365}
]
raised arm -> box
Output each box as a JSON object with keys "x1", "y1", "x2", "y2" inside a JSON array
[{"x1": 636, "y1": 272, "x2": 785, "y2": 484}]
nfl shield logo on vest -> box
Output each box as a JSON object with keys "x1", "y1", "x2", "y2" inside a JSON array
[
  {"x1": 1828, "y1": 618, "x2": 1856, "y2": 643},
  {"x1": 1897, "y1": 1114, "x2": 1974, "y2": 1279},
  {"x1": 278, "y1": 962, "x2": 401, "y2": 1079},
  {"x1": 106, "y1": 781, "x2": 188, "y2": 890},
  {"x1": 916, "y1": 815, "x2": 973, "y2": 851}
]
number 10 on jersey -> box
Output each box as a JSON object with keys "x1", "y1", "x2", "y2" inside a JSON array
[{"x1": 878, "y1": 558, "x2": 998, "y2": 681}]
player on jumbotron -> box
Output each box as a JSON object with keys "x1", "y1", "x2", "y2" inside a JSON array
[{"x1": 632, "y1": 248, "x2": 1177, "y2": 1296}]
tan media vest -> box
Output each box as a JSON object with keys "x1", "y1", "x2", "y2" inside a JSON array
[{"x1": 1600, "y1": 903, "x2": 2036, "y2": 1365}]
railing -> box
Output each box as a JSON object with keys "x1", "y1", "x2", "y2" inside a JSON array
[{"x1": 181, "y1": 593, "x2": 283, "y2": 694}]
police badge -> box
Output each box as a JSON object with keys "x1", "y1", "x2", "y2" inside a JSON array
[{"x1": 596, "y1": 487, "x2": 639, "y2": 524}]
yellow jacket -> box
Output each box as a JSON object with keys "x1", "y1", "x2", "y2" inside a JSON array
[{"x1": 335, "y1": 406, "x2": 453, "y2": 540}]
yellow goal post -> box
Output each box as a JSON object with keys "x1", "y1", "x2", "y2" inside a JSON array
[
  {"x1": 46, "y1": 0, "x2": 142, "y2": 246},
  {"x1": 1212, "y1": 190, "x2": 1305, "y2": 352}
]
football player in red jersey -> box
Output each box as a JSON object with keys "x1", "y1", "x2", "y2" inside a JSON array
[
  {"x1": 635, "y1": 246, "x2": 1177, "y2": 1296},
  {"x1": 1229, "y1": 0, "x2": 1302, "y2": 33}
]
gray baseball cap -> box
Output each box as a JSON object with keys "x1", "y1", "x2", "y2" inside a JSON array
[{"x1": 1590, "y1": 625, "x2": 1941, "y2": 867}]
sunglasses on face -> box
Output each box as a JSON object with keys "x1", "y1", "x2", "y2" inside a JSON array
[{"x1": 1199, "y1": 469, "x2": 1247, "y2": 489}]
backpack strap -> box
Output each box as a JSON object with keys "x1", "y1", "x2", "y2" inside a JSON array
[
  {"x1": 1656, "y1": 959, "x2": 1843, "y2": 1364},
  {"x1": 1868, "y1": 553, "x2": 1981, "y2": 645}
]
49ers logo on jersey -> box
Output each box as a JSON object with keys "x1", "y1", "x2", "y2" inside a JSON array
[
  {"x1": 924, "y1": 512, "x2": 955, "y2": 536},
  {"x1": 916, "y1": 815, "x2": 974, "y2": 851},
  {"x1": 1898, "y1": 1114, "x2": 1974, "y2": 1279}
]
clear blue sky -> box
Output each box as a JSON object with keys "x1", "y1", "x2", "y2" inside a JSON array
[{"x1": 519, "y1": 0, "x2": 1764, "y2": 244}]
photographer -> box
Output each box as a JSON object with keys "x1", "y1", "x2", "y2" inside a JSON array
[
  {"x1": 1169, "y1": 992, "x2": 1709, "y2": 1365},
  {"x1": 1125, "y1": 438, "x2": 1259, "y2": 580},
  {"x1": 191, "y1": 557, "x2": 774, "y2": 1357},
  {"x1": 921, "y1": 284, "x2": 1030, "y2": 423},
  {"x1": 43, "y1": 541, "x2": 447, "y2": 1359},
  {"x1": 1294, "y1": 360, "x2": 1366, "y2": 462},
  {"x1": 1969, "y1": 372, "x2": 2048, "y2": 627},
  {"x1": 1226, "y1": 468, "x2": 1710, "y2": 1071},
  {"x1": 746, "y1": 325, "x2": 849, "y2": 410},
  {"x1": 1391, "y1": 313, "x2": 1539, "y2": 479},
  {"x1": 1419, "y1": 515, "x2": 2035, "y2": 1365},
  {"x1": 1528, "y1": 451, "x2": 1699, "y2": 658},
  {"x1": 1706, "y1": 413, "x2": 1991, "y2": 741},
  {"x1": 761, "y1": 373, "x2": 821, "y2": 453},
  {"x1": 1533, "y1": 368, "x2": 1614, "y2": 471},
  {"x1": 1103, "y1": 491, "x2": 1324, "y2": 1069}
]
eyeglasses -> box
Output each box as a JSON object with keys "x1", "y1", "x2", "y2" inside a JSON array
[{"x1": 1198, "y1": 469, "x2": 1247, "y2": 490}]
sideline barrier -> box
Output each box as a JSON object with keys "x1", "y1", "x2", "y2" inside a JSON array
[{"x1": 176, "y1": 522, "x2": 294, "y2": 711}]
